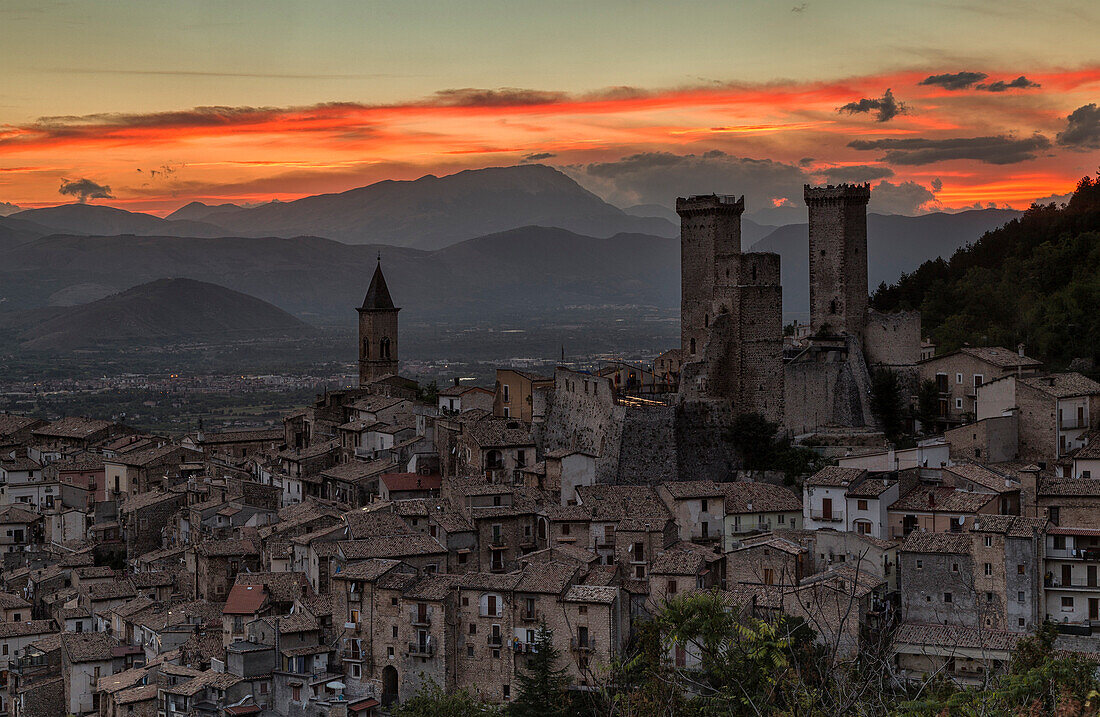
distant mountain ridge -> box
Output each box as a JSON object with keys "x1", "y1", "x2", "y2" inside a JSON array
[
  {"x1": 10, "y1": 204, "x2": 230, "y2": 238},
  {"x1": 11, "y1": 277, "x2": 312, "y2": 350},
  {"x1": 168, "y1": 164, "x2": 678, "y2": 248}
]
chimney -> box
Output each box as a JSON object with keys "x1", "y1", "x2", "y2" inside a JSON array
[
  {"x1": 1018, "y1": 343, "x2": 1025, "y2": 358},
  {"x1": 453, "y1": 377, "x2": 460, "y2": 388},
  {"x1": 928, "y1": 491, "x2": 935, "y2": 508},
  {"x1": 1019, "y1": 465, "x2": 1040, "y2": 517}
]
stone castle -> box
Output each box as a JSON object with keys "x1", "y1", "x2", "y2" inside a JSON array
[{"x1": 678, "y1": 183, "x2": 922, "y2": 436}]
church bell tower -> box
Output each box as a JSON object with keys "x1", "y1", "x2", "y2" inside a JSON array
[{"x1": 358, "y1": 259, "x2": 400, "y2": 387}]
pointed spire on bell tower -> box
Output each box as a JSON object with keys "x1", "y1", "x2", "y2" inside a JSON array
[
  {"x1": 357, "y1": 255, "x2": 400, "y2": 387},
  {"x1": 361, "y1": 258, "x2": 395, "y2": 310}
]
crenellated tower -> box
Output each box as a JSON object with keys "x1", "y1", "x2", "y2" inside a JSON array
[{"x1": 804, "y1": 183, "x2": 871, "y2": 341}]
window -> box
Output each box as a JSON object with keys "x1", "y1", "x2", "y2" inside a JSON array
[
  {"x1": 915, "y1": 559, "x2": 923, "y2": 569},
  {"x1": 634, "y1": 565, "x2": 645, "y2": 578},
  {"x1": 701, "y1": 498, "x2": 708, "y2": 512},
  {"x1": 351, "y1": 609, "x2": 360, "y2": 624},
  {"x1": 1019, "y1": 618, "x2": 1026, "y2": 627},
  {"x1": 984, "y1": 563, "x2": 992, "y2": 576},
  {"x1": 778, "y1": 513, "x2": 785, "y2": 524},
  {"x1": 986, "y1": 592, "x2": 994, "y2": 602},
  {"x1": 1018, "y1": 591, "x2": 1025, "y2": 603},
  {"x1": 974, "y1": 374, "x2": 984, "y2": 387},
  {"x1": 1017, "y1": 564, "x2": 1026, "y2": 575},
  {"x1": 1054, "y1": 535, "x2": 1067, "y2": 550},
  {"x1": 469, "y1": 623, "x2": 476, "y2": 635},
  {"x1": 984, "y1": 536, "x2": 992, "y2": 547},
  {"x1": 944, "y1": 592, "x2": 953, "y2": 603},
  {"x1": 578, "y1": 605, "x2": 587, "y2": 615},
  {"x1": 951, "y1": 562, "x2": 959, "y2": 573},
  {"x1": 667, "y1": 580, "x2": 677, "y2": 595},
  {"x1": 390, "y1": 597, "x2": 398, "y2": 606},
  {"x1": 857, "y1": 499, "x2": 868, "y2": 511},
  {"x1": 1062, "y1": 596, "x2": 1075, "y2": 610},
  {"x1": 391, "y1": 625, "x2": 398, "y2": 638},
  {"x1": 502, "y1": 385, "x2": 510, "y2": 403},
  {"x1": 292, "y1": 686, "x2": 301, "y2": 702},
  {"x1": 458, "y1": 552, "x2": 468, "y2": 565},
  {"x1": 462, "y1": 596, "x2": 469, "y2": 606},
  {"x1": 388, "y1": 646, "x2": 395, "y2": 658},
  {"x1": 503, "y1": 685, "x2": 510, "y2": 699},
  {"x1": 955, "y1": 398, "x2": 963, "y2": 410},
  {"x1": 956, "y1": 373, "x2": 963, "y2": 384},
  {"x1": 562, "y1": 524, "x2": 571, "y2": 536}
]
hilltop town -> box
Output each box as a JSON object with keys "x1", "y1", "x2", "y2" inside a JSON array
[{"x1": 2, "y1": 182, "x2": 1099, "y2": 716}]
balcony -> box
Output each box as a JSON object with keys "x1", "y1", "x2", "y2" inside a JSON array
[
  {"x1": 1060, "y1": 418, "x2": 1089, "y2": 431},
  {"x1": 487, "y1": 634, "x2": 504, "y2": 647},
  {"x1": 410, "y1": 609, "x2": 431, "y2": 627},
  {"x1": 810, "y1": 509, "x2": 842, "y2": 522},
  {"x1": 408, "y1": 641, "x2": 434, "y2": 657},
  {"x1": 521, "y1": 610, "x2": 541, "y2": 623},
  {"x1": 596, "y1": 539, "x2": 616, "y2": 549},
  {"x1": 1047, "y1": 548, "x2": 1100, "y2": 561},
  {"x1": 341, "y1": 649, "x2": 365, "y2": 662}
]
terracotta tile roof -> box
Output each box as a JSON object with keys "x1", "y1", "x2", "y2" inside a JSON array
[
  {"x1": 0, "y1": 620, "x2": 55, "y2": 639},
  {"x1": 320, "y1": 460, "x2": 387, "y2": 483},
  {"x1": 235, "y1": 572, "x2": 311, "y2": 603},
  {"x1": 957, "y1": 346, "x2": 1042, "y2": 369},
  {"x1": 332, "y1": 558, "x2": 406, "y2": 582},
  {"x1": 403, "y1": 574, "x2": 462, "y2": 601},
  {"x1": 0, "y1": 591, "x2": 31, "y2": 610},
  {"x1": 519, "y1": 545, "x2": 598, "y2": 566},
  {"x1": 651, "y1": 541, "x2": 722, "y2": 575},
  {"x1": 273, "y1": 612, "x2": 318, "y2": 633},
  {"x1": 0, "y1": 414, "x2": 43, "y2": 438},
  {"x1": 116, "y1": 684, "x2": 158, "y2": 705},
  {"x1": 164, "y1": 669, "x2": 243, "y2": 696},
  {"x1": 662, "y1": 480, "x2": 724, "y2": 499},
  {"x1": 337, "y1": 533, "x2": 446, "y2": 560},
  {"x1": 845, "y1": 477, "x2": 895, "y2": 498},
  {"x1": 900, "y1": 531, "x2": 971, "y2": 554},
  {"x1": 971, "y1": 515, "x2": 1048, "y2": 538},
  {"x1": 33, "y1": 416, "x2": 114, "y2": 439},
  {"x1": 1039, "y1": 478, "x2": 1100, "y2": 497},
  {"x1": 805, "y1": 466, "x2": 866, "y2": 487},
  {"x1": 381, "y1": 473, "x2": 442, "y2": 492},
  {"x1": 195, "y1": 538, "x2": 259, "y2": 557},
  {"x1": 1019, "y1": 372, "x2": 1100, "y2": 398},
  {"x1": 563, "y1": 584, "x2": 618, "y2": 604},
  {"x1": 223, "y1": 584, "x2": 268, "y2": 615},
  {"x1": 893, "y1": 622, "x2": 1021, "y2": 651},
  {"x1": 576, "y1": 485, "x2": 670, "y2": 522},
  {"x1": 343, "y1": 510, "x2": 415, "y2": 539},
  {"x1": 889, "y1": 486, "x2": 996, "y2": 513},
  {"x1": 62, "y1": 631, "x2": 115, "y2": 662},
  {"x1": 723, "y1": 482, "x2": 801, "y2": 513},
  {"x1": 193, "y1": 428, "x2": 283, "y2": 445},
  {"x1": 515, "y1": 562, "x2": 578, "y2": 595},
  {"x1": 87, "y1": 579, "x2": 137, "y2": 601},
  {"x1": 459, "y1": 572, "x2": 523, "y2": 592},
  {"x1": 463, "y1": 414, "x2": 535, "y2": 448},
  {"x1": 722, "y1": 584, "x2": 785, "y2": 610},
  {"x1": 946, "y1": 464, "x2": 1020, "y2": 494},
  {"x1": 733, "y1": 534, "x2": 806, "y2": 555}
]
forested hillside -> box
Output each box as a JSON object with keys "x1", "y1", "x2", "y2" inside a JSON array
[{"x1": 871, "y1": 176, "x2": 1100, "y2": 368}]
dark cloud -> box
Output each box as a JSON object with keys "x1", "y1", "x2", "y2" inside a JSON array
[
  {"x1": 1032, "y1": 191, "x2": 1074, "y2": 206},
  {"x1": 837, "y1": 88, "x2": 905, "y2": 122},
  {"x1": 791, "y1": 3, "x2": 808, "y2": 11},
  {"x1": 568, "y1": 150, "x2": 810, "y2": 218},
  {"x1": 0, "y1": 201, "x2": 21, "y2": 216},
  {"x1": 919, "y1": 72, "x2": 988, "y2": 90},
  {"x1": 521, "y1": 152, "x2": 556, "y2": 163},
  {"x1": 848, "y1": 134, "x2": 1051, "y2": 165},
  {"x1": 818, "y1": 165, "x2": 895, "y2": 183},
  {"x1": 430, "y1": 88, "x2": 566, "y2": 107},
  {"x1": 798, "y1": 157, "x2": 815, "y2": 167},
  {"x1": 976, "y1": 75, "x2": 1041, "y2": 92},
  {"x1": 1057, "y1": 103, "x2": 1100, "y2": 150},
  {"x1": 868, "y1": 180, "x2": 938, "y2": 215},
  {"x1": 58, "y1": 178, "x2": 113, "y2": 203},
  {"x1": 931, "y1": 177, "x2": 943, "y2": 192}
]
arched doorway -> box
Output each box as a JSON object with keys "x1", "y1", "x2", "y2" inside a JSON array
[{"x1": 382, "y1": 665, "x2": 398, "y2": 706}]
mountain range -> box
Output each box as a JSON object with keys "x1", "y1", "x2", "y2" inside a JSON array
[
  {"x1": 3, "y1": 278, "x2": 311, "y2": 351},
  {"x1": 0, "y1": 164, "x2": 1022, "y2": 332}
]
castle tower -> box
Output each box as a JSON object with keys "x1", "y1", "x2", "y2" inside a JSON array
[
  {"x1": 676, "y1": 194, "x2": 744, "y2": 360},
  {"x1": 804, "y1": 183, "x2": 871, "y2": 340},
  {"x1": 357, "y1": 260, "x2": 399, "y2": 387},
  {"x1": 676, "y1": 194, "x2": 784, "y2": 424}
]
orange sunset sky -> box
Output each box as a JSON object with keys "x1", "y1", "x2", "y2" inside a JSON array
[{"x1": 1, "y1": 0, "x2": 1099, "y2": 217}]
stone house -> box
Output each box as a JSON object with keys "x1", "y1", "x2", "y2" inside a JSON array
[
  {"x1": 657, "y1": 480, "x2": 726, "y2": 545},
  {"x1": 559, "y1": 584, "x2": 622, "y2": 687},
  {"x1": 800, "y1": 529, "x2": 899, "y2": 592},
  {"x1": 493, "y1": 369, "x2": 552, "y2": 422},
  {"x1": 1042, "y1": 524, "x2": 1100, "y2": 628},
  {"x1": 378, "y1": 472, "x2": 441, "y2": 501},
  {"x1": 31, "y1": 417, "x2": 130, "y2": 451},
  {"x1": 919, "y1": 346, "x2": 1042, "y2": 430},
  {"x1": 336, "y1": 534, "x2": 449, "y2": 580},
  {"x1": 438, "y1": 383, "x2": 494, "y2": 415},
  {"x1": 726, "y1": 534, "x2": 808, "y2": 587},
  {"x1": 438, "y1": 411, "x2": 537, "y2": 482},
  {"x1": 193, "y1": 538, "x2": 261, "y2": 601},
  {"x1": 977, "y1": 372, "x2": 1100, "y2": 461},
  {"x1": 120, "y1": 488, "x2": 186, "y2": 560},
  {"x1": 803, "y1": 466, "x2": 865, "y2": 531},
  {"x1": 968, "y1": 516, "x2": 1046, "y2": 633},
  {"x1": 721, "y1": 481, "x2": 802, "y2": 549},
  {"x1": 893, "y1": 623, "x2": 1019, "y2": 685},
  {"x1": 843, "y1": 474, "x2": 902, "y2": 539},
  {"x1": 887, "y1": 486, "x2": 1002, "y2": 540},
  {"x1": 454, "y1": 572, "x2": 522, "y2": 704},
  {"x1": 942, "y1": 463, "x2": 1021, "y2": 515},
  {"x1": 61, "y1": 631, "x2": 116, "y2": 716},
  {"x1": 574, "y1": 484, "x2": 675, "y2": 574},
  {"x1": 0, "y1": 592, "x2": 31, "y2": 622},
  {"x1": 898, "y1": 531, "x2": 978, "y2": 626},
  {"x1": 8, "y1": 633, "x2": 62, "y2": 717},
  {"x1": 102, "y1": 444, "x2": 201, "y2": 497},
  {"x1": 945, "y1": 415, "x2": 1019, "y2": 464},
  {"x1": 647, "y1": 541, "x2": 724, "y2": 606}
]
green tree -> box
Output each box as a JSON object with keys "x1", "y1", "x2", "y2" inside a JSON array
[
  {"x1": 393, "y1": 678, "x2": 496, "y2": 717},
  {"x1": 417, "y1": 380, "x2": 440, "y2": 404},
  {"x1": 870, "y1": 368, "x2": 905, "y2": 441},
  {"x1": 508, "y1": 623, "x2": 570, "y2": 717},
  {"x1": 915, "y1": 379, "x2": 940, "y2": 434}
]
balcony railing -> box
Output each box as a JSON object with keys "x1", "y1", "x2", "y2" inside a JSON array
[
  {"x1": 409, "y1": 608, "x2": 431, "y2": 627},
  {"x1": 487, "y1": 634, "x2": 503, "y2": 647},
  {"x1": 521, "y1": 610, "x2": 541, "y2": 623},
  {"x1": 408, "y1": 641, "x2": 434, "y2": 657},
  {"x1": 810, "y1": 509, "x2": 842, "y2": 522}
]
